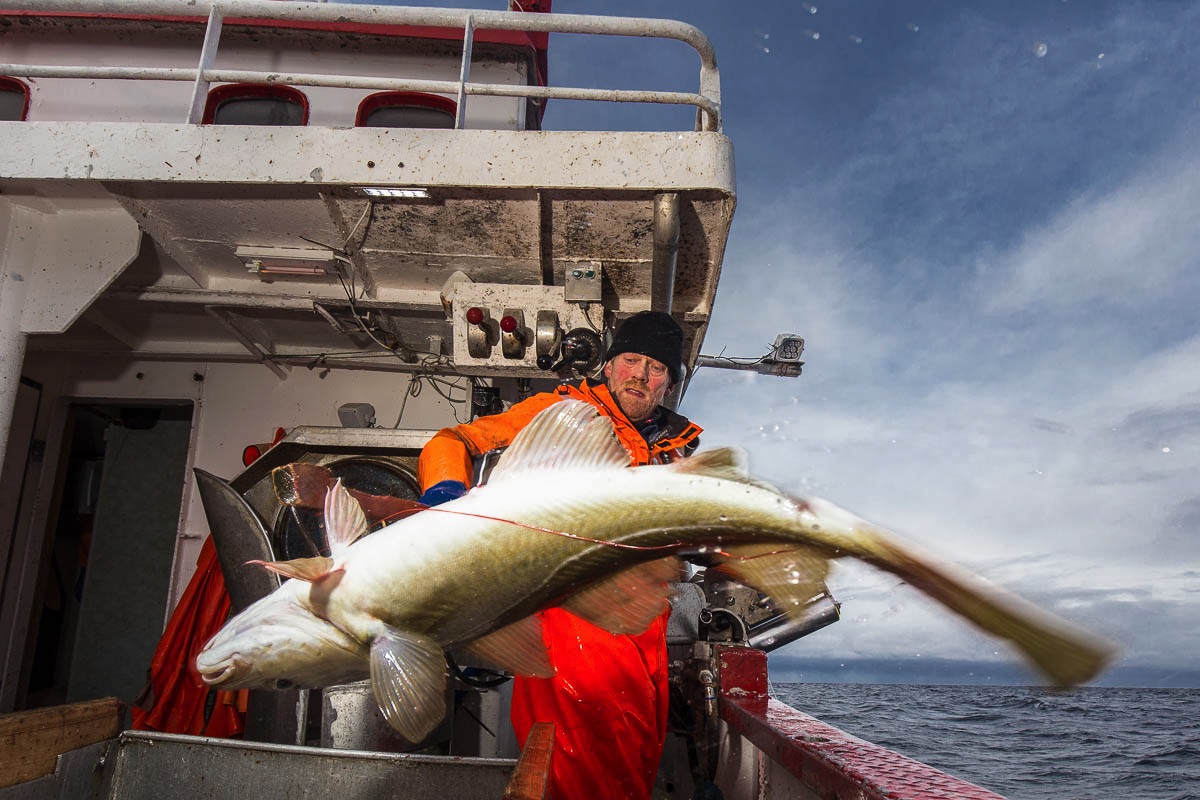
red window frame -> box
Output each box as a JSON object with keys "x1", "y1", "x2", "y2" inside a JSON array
[
  {"x1": 355, "y1": 91, "x2": 457, "y2": 128},
  {"x1": 201, "y1": 83, "x2": 310, "y2": 125},
  {"x1": 0, "y1": 77, "x2": 31, "y2": 121}
]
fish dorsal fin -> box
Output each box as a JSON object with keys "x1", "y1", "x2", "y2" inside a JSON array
[
  {"x1": 561, "y1": 557, "x2": 681, "y2": 635},
  {"x1": 488, "y1": 399, "x2": 630, "y2": 483},
  {"x1": 667, "y1": 446, "x2": 785, "y2": 494},
  {"x1": 460, "y1": 616, "x2": 555, "y2": 678},
  {"x1": 666, "y1": 447, "x2": 749, "y2": 480},
  {"x1": 325, "y1": 478, "x2": 369, "y2": 557},
  {"x1": 370, "y1": 626, "x2": 448, "y2": 743}
]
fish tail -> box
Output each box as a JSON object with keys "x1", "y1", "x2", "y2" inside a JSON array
[{"x1": 793, "y1": 495, "x2": 1116, "y2": 687}]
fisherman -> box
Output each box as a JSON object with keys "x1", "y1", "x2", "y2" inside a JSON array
[{"x1": 417, "y1": 310, "x2": 702, "y2": 800}]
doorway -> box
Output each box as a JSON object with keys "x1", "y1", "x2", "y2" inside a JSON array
[{"x1": 22, "y1": 402, "x2": 192, "y2": 710}]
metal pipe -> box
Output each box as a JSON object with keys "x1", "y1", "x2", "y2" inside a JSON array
[
  {"x1": 747, "y1": 595, "x2": 841, "y2": 652},
  {"x1": 204, "y1": 306, "x2": 289, "y2": 379},
  {"x1": 2, "y1": 0, "x2": 718, "y2": 66},
  {"x1": 651, "y1": 193, "x2": 680, "y2": 314},
  {"x1": 186, "y1": 3, "x2": 223, "y2": 124},
  {"x1": 694, "y1": 355, "x2": 802, "y2": 378},
  {"x1": 0, "y1": 266, "x2": 30, "y2": 481},
  {"x1": 0, "y1": 65, "x2": 718, "y2": 124},
  {"x1": 455, "y1": 14, "x2": 475, "y2": 130}
]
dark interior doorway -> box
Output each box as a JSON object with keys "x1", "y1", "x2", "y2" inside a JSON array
[{"x1": 23, "y1": 402, "x2": 193, "y2": 711}]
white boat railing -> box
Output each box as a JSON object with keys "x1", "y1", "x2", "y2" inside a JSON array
[{"x1": 0, "y1": 0, "x2": 723, "y2": 130}]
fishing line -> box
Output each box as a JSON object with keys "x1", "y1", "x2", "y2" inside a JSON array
[{"x1": 417, "y1": 507, "x2": 816, "y2": 562}]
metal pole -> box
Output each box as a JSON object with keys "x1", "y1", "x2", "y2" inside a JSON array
[
  {"x1": 456, "y1": 14, "x2": 475, "y2": 130},
  {"x1": 0, "y1": 266, "x2": 30, "y2": 478},
  {"x1": 187, "y1": 3, "x2": 224, "y2": 123}
]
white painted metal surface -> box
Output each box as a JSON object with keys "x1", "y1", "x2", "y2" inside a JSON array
[
  {"x1": 0, "y1": 0, "x2": 739, "y2": 718},
  {"x1": 0, "y1": 0, "x2": 721, "y2": 129}
]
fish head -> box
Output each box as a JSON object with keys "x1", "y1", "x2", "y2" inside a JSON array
[{"x1": 195, "y1": 587, "x2": 369, "y2": 690}]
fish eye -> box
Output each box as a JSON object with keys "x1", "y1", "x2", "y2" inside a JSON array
[{"x1": 274, "y1": 678, "x2": 295, "y2": 690}]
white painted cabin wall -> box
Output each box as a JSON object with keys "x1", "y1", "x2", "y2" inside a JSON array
[
  {"x1": 10, "y1": 23, "x2": 529, "y2": 129},
  {"x1": 20, "y1": 354, "x2": 464, "y2": 614}
]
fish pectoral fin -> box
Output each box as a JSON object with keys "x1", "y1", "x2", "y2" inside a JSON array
[
  {"x1": 461, "y1": 616, "x2": 554, "y2": 678},
  {"x1": 324, "y1": 479, "x2": 370, "y2": 556},
  {"x1": 247, "y1": 556, "x2": 335, "y2": 582},
  {"x1": 486, "y1": 400, "x2": 630, "y2": 484},
  {"x1": 561, "y1": 557, "x2": 681, "y2": 635},
  {"x1": 711, "y1": 544, "x2": 833, "y2": 616},
  {"x1": 370, "y1": 627, "x2": 448, "y2": 743}
]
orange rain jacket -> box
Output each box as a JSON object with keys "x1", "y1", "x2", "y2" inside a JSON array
[{"x1": 417, "y1": 379, "x2": 701, "y2": 800}]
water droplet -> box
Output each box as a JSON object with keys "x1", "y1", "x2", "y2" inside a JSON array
[
  {"x1": 849, "y1": 35, "x2": 863, "y2": 45},
  {"x1": 718, "y1": 515, "x2": 729, "y2": 522},
  {"x1": 1033, "y1": 41, "x2": 1048, "y2": 57},
  {"x1": 801, "y1": 3, "x2": 818, "y2": 13},
  {"x1": 803, "y1": 29, "x2": 820, "y2": 41},
  {"x1": 907, "y1": 22, "x2": 920, "y2": 33},
  {"x1": 1162, "y1": 446, "x2": 1171, "y2": 454}
]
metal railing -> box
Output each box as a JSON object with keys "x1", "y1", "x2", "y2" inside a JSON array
[{"x1": 0, "y1": 0, "x2": 722, "y2": 131}]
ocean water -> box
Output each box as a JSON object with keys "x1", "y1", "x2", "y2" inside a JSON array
[{"x1": 772, "y1": 683, "x2": 1199, "y2": 800}]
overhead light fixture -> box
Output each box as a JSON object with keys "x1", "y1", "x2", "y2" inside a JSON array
[
  {"x1": 772, "y1": 333, "x2": 806, "y2": 363},
  {"x1": 357, "y1": 186, "x2": 430, "y2": 199},
  {"x1": 235, "y1": 245, "x2": 340, "y2": 278}
]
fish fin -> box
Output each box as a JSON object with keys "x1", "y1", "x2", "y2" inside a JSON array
[
  {"x1": 462, "y1": 616, "x2": 555, "y2": 678},
  {"x1": 863, "y1": 525, "x2": 1116, "y2": 687},
  {"x1": 667, "y1": 447, "x2": 749, "y2": 479},
  {"x1": 370, "y1": 627, "x2": 448, "y2": 743},
  {"x1": 793, "y1": 494, "x2": 1117, "y2": 687},
  {"x1": 271, "y1": 462, "x2": 335, "y2": 507},
  {"x1": 561, "y1": 557, "x2": 681, "y2": 635},
  {"x1": 710, "y1": 544, "x2": 832, "y2": 615},
  {"x1": 247, "y1": 556, "x2": 335, "y2": 582},
  {"x1": 487, "y1": 399, "x2": 630, "y2": 483},
  {"x1": 325, "y1": 478, "x2": 369, "y2": 556},
  {"x1": 273, "y1": 463, "x2": 425, "y2": 526},
  {"x1": 667, "y1": 447, "x2": 786, "y2": 494}
]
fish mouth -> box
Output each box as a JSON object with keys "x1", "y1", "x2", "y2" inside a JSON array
[
  {"x1": 195, "y1": 654, "x2": 244, "y2": 686},
  {"x1": 196, "y1": 662, "x2": 233, "y2": 686}
]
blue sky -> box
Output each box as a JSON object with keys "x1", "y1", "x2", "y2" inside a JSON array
[
  {"x1": 388, "y1": 0, "x2": 1199, "y2": 686},
  {"x1": 542, "y1": 0, "x2": 1200, "y2": 687}
]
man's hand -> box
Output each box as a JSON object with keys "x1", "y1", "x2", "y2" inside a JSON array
[{"x1": 419, "y1": 480, "x2": 467, "y2": 506}]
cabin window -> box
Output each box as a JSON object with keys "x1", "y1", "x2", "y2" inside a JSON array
[
  {"x1": 0, "y1": 78, "x2": 30, "y2": 121},
  {"x1": 202, "y1": 84, "x2": 308, "y2": 126},
  {"x1": 356, "y1": 92, "x2": 456, "y2": 129}
]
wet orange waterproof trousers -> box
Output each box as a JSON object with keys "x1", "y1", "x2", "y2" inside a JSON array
[{"x1": 510, "y1": 608, "x2": 670, "y2": 800}]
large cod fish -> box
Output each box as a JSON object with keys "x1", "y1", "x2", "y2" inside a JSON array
[{"x1": 196, "y1": 399, "x2": 1113, "y2": 742}]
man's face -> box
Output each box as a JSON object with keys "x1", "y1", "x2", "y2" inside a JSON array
[{"x1": 604, "y1": 352, "x2": 673, "y2": 422}]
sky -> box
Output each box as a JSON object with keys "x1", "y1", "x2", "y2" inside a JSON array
[
  {"x1": 539, "y1": 0, "x2": 1200, "y2": 688},
  {"x1": 386, "y1": 0, "x2": 1199, "y2": 687}
]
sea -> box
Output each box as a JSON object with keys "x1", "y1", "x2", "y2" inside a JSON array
[{"x1": 772, "y1": 683, "x2": 1199, "y2": 800}]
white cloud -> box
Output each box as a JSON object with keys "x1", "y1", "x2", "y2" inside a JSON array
[
  {"x1": 981, "y1": 134, "x2": 1200, "y2": 313},
  {"x1": 679, "y1": 1, "x2": 1200, "y2": 683}
]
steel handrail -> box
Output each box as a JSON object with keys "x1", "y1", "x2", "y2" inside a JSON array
[{"x1": 0, "y1": 0, "x2": 722, "y2": 131}]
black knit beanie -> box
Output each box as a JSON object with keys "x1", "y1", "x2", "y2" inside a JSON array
[{"x1": 605, "y1": 311, "x2": 684, "y2": 383}]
